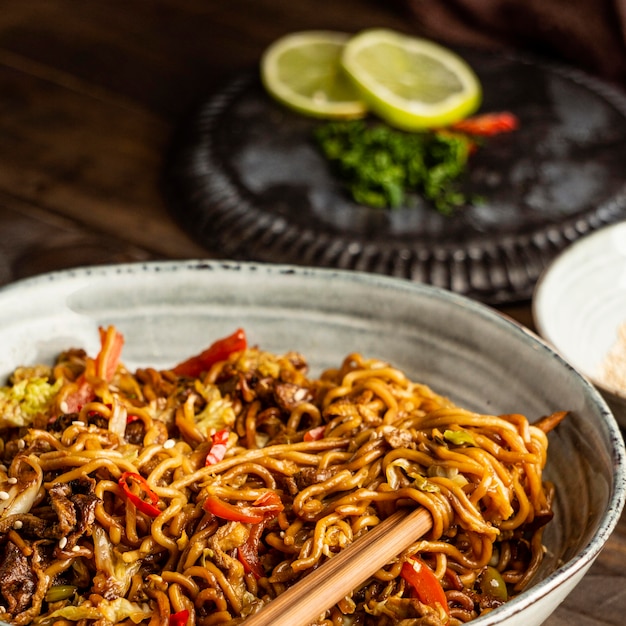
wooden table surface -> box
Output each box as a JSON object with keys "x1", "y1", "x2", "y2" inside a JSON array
[{"x1": 0, "y1": 2, "x2": 624, "y2": 624}]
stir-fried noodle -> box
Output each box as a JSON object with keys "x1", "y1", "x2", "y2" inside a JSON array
[{"x1": 0, "y1": 326, "x2": 565, "y2": 625}]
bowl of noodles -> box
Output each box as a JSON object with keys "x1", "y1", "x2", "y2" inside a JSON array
[{"x1": 0, "y1": 260, "x2": 623, "y2": 626}]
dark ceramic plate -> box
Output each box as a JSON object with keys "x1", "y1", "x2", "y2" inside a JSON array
[{"x1": 164, "y1": 48, "x2": 626, "y2": 304}]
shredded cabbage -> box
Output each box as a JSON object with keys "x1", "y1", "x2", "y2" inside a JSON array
[
  {"x1": 92, "y1": 526, "x2": 142, "y2": 598},
  {"x1": 385, "y1": 458, "x2": 440, "y2": 492},
  {"x1": 38, "y1": 597, "x2": 151, "y2": 624},
  {"x1": 0, "y1": 376, "x2": 62, "y2": 428},
  {"x1": 193, "y1": 382, "x2": 236, "y2": 436}
]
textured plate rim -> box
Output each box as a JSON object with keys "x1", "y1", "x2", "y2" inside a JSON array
[{"x1": 164, "y1": 49, "x2": 626, "y2": 306}]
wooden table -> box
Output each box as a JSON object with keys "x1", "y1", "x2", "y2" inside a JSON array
[{"x1": 0, "y1": 2, "x2": 623, "y2": 624}]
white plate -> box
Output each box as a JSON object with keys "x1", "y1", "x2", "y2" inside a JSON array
[{"x1": 533, "y1": 220, "x2": 626, "y2": 428}]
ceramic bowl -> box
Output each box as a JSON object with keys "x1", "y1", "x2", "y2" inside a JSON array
[
  {"x1": 533, "y1": 220, "x2": 626, "y2": 429},
  {"x1": 0, "y1": 260, "x2": 623, "y2": 626}
]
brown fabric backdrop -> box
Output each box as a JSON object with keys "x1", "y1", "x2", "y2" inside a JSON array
[{"x1": 398, "y1": 0, "x2": 626, "y2": 87}]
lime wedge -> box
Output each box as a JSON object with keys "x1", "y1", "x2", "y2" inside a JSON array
[
  {"x1": 341, "y1": 29, "x2": 482, "y2": 130},
  {"x1": 260, "y1": 31, "x2": 368, "y2": 120}
]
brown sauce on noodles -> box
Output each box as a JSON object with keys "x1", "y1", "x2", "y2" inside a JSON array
[{"x1": 0, "y1": 326, "x2": 564, "y2": 625}]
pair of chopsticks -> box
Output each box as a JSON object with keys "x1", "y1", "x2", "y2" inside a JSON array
[{"x1": 244, "y1": 507, "x2": 433, "y2": 626}]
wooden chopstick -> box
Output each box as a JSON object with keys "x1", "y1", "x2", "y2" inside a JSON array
[{"x1": 244, "y1": 506, "x2": 433, "y2": 626}]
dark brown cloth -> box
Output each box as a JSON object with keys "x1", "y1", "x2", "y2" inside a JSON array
[{"x1": 400, "y1": 0, "x2": 626, "y2": 87}]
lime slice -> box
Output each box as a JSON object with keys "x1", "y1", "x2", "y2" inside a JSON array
[
  {"x1": 260, "y1": 31, "x2": 368, "y2": 120},
  {"x1": 341, "y1": 29, "x2": 482, "y2": 130}
]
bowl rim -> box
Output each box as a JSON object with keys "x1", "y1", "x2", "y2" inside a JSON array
[{"x1": 1, "y1": 259, "x2": 625, "y2": 624}]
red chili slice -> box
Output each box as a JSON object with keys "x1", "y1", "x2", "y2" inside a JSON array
[
  {"x1": 118, "y1": 471, "x2": 161, "y2": 518},
  {"x1": 451, "y1": 111, "x2": 519, "y2": 136}
]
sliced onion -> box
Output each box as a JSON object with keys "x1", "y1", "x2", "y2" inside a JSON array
[{"x1": 0, "y1": 454, "x2": 43, "y2": 516}]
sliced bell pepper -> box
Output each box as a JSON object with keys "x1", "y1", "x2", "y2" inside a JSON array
[
  {"x1": 251, "y1": 490, "x2": 284, "y2": 513},
  {"x1": 172, "y1": 328, "x2": 247, "y2": 378},
  {"x1": 96, "y1": 325, "x2": 125, "y2": 382},
  {"x1": 169, "y1": 609, "x2": 189, "y2": 626},
  {"x1": 237, "y1": 521, "x2": 265, "y2": 579},
  {"x1": 119, "y1": 471, "x2": 161, "y2": 517},
  {"x1": 303, "y1": 425, "x2": 326, "y2": 441},
  {"x1": 401, "y1": 557, "x2": 449, "y2": 616},
  {"x1": 205, "y1": 429, "x2": 230, "y2": 465},
  {"x1": 61, "y1": 326, "x2": 125, "y2": 414},
  {"x1": 204, "y1": 491, "x2": 284, "y2": 524},
  {"x1": 235, "y1": 493, "x2": 284, "y2": 579},
  {"x1": 203, "y1": 495, "x2": 265, "y2": 524}
]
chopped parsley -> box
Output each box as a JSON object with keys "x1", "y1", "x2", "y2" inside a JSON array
[{"x1": 314, "y1": 120, "x2": 473, "y2": 215}]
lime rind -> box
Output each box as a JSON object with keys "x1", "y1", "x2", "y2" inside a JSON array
[
  {"x1": 341, "y1": 29, "x2": 482, "y2": 130},
  {"x1": 260, "y1": 31, "x2": 368, "y2": 120}
]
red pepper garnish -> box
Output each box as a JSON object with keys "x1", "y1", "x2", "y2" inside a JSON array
[
  {"x1": 235, "y1": 493, "x2": 284, "y2": 579},
  {"x1": 237, "y1": 521, "x2": 266, "y2": 579},
  {"x1": 169, "y1": 609, "x2": 189, "y2": 626},
  {"x1": 204, "y1": 490, "x2": 284, "y2": 524},
  {"x1": 96, "y1": 326, "x2": 125, "y2": 381},
  {"x1": 303, "y1": 425, "x2": 326, "y2": 441},
  {"x1": 203, "y1": 495, "x2": 265, "y2": 524},
  {"x1": 451, "y1": 111, "x2": 519, "y2": 136},
  {"x1": 62, "y1": 326, "x2": 125, "y2": 414},
  {"x1": 401, "y1": 557, "x2": 449, "y2": 616},
  {"x1": 251, "y1": 491, "x2": 284, "y2": 513},
  {"x1": 172, "y1": 328, "x2": 247, "y2": 378},
  {"x1": 205, "y1": 429, "x2": 230, "y2": 466},
  {"x1": 119, "y1": 471, "x2": 161, "y2": 518},
  {"x1": 62, "y1": 380, "x2": 96, "y2": 415}
]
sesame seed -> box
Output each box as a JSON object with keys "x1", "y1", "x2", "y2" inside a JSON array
[
  {"x1": 59, "y1": 401, "x2": 69, "y2": 414},
  {"x1": 0, "y1": 491, "x2": 10, "y2": 501},
  {"x1": 163, "y1": 439, "x2": 175, "y2": 449},
  {"x1": 293, "y1": 388, "x2": 308, "y2": 402},
  {"x1": 72, "y1": 420, "x2": 83, "y2": 426},
  {"x1": 72, "y1": 545, "x2": 81, "y2": 552},
  {"x1": 59, "y1": 537, "x2": 67, "y2": 549},
  {"x1": 16, "y1": 440, "x2": 25, "y2": 450},
  {"x1": 7, "y1": 478, "x2": 17, "y2": 485},
  {"x1": 13, "y1": 520, "x2": 22, "y2": 530}
]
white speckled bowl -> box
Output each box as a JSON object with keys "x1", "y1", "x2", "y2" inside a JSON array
[
  {"x1": 0, "y1": 260, "x2": 624, "y2": 626},
  {"x1": 533, "y1": 220, "x2": 626, "y2": 429}
]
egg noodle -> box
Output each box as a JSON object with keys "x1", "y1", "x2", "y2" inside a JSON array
[{"x1": 0, "y1": 326, "x2": 565, "y2": 626}]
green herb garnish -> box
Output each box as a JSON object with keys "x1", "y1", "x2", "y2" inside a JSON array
[{"x1": 314, "y1": 120, "x2": 473, "y2": 215}]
